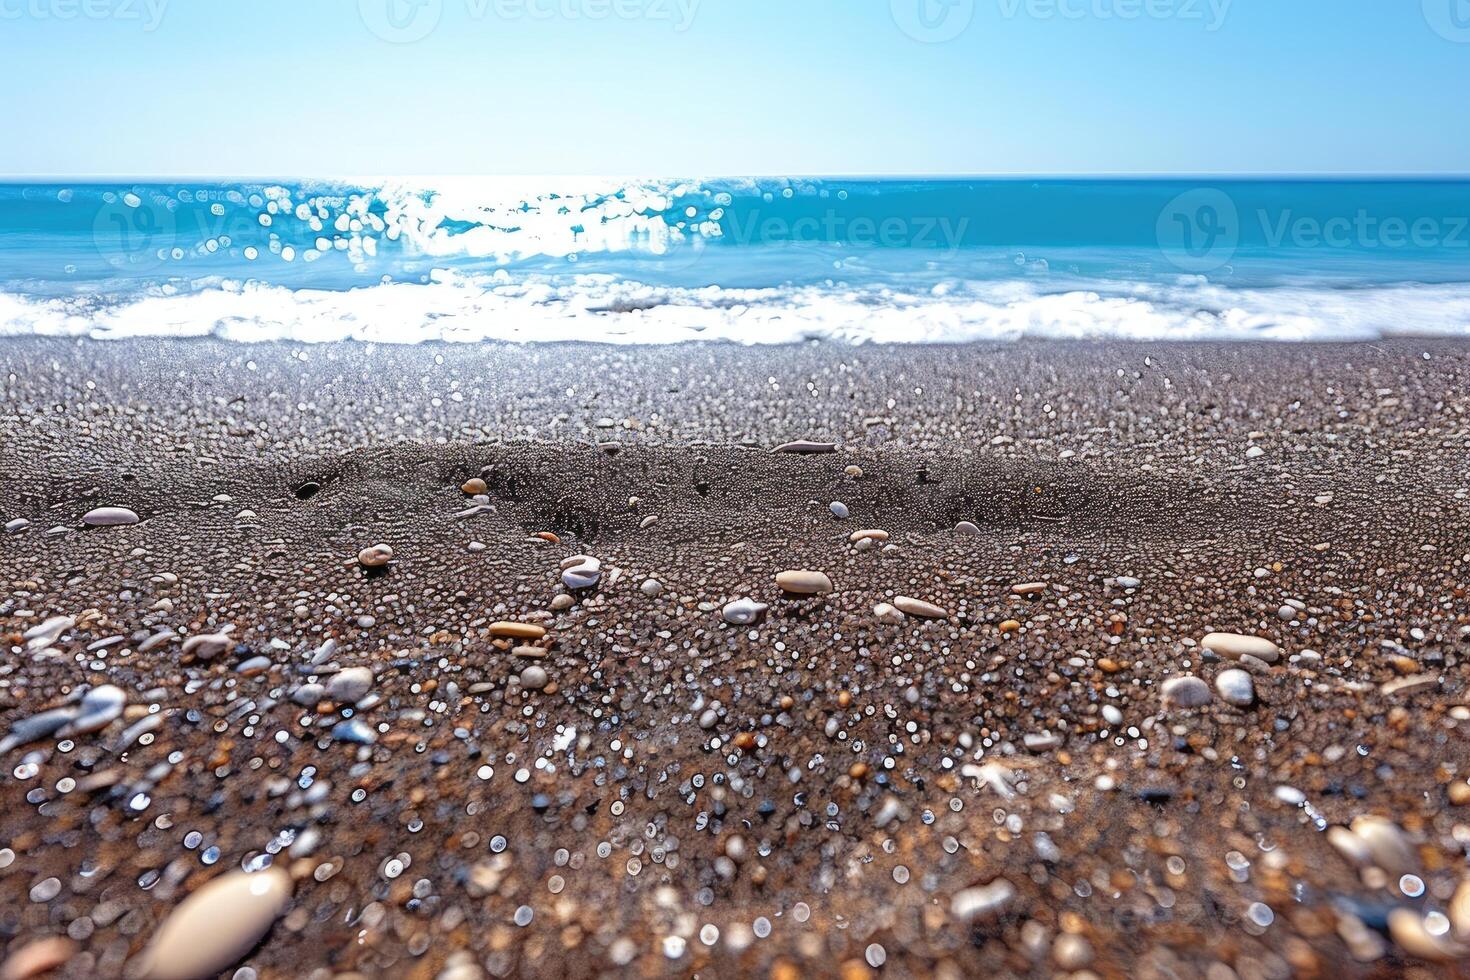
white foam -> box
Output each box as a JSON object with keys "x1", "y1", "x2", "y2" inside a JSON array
[{"x1": 3, "y1": 272, "x2": 1469, "y2": 345}]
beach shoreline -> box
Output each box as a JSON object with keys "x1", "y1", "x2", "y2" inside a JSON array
[{"x1": 1, "y1": 336, "x2": 1468, "y2": 977}]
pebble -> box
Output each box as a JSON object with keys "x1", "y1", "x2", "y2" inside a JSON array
[
  {"x1": 519, "y1": 665, "x2": 549, "y2": 691},
  {"x1": 291, "y1": 683, "x2": 325, "y2": 706},
  {"x1": 828, "y1": 501, "x2": 849, "y2": 519},
  {"x1": 721, "y1": 598, "x2": 769, "y2": 626},
  {"x1": 1053, "y1": 933, "x2": 1094, "y2": 970},
  {"x1": 3, "y1": 517, "x2": 30, "y2": 534},
  {"x1": 23, "y1": 616, "x2": 74, "y2": 648},
  {"x1": 872, "y1": 602, "x2": 905, "y2": 625},
  {"x1": 81, "y1": 506, "x2": 139, "y2": 526},
  {"x1": 134, "y1": 868, "x2": 293, "y2": 980},
  {"x1": 775, "y1": 570, "x2": 833, "y2": 595},
  {"x1": 331, "y1": 719, "x2": 377, "y2": 745},
  {"x1": 1115, "y1": 576, "x2": 1141, "y2": 589},
  {"x1": 892, "y1": 596, "x2": 947, "y2": 619},
  {"x1": 954, "y1": 521, "x2": 980, "y2": 535},
  {"x1": 181, "y1": 632, "x2": 234, "y2": 660},
  {"x1": 1214, "y1": 668, "x2": 1255, "y2": 707},
  {"x1": 489, "y1": 622, "x2": 547, "y2": 640},
  {"x1": 357, "y1": 543, "x2": 394, "y2": 568},
  {"x1": 1348, "y1": 816, "x2": 1419, "y2": 876},
  {"x1": 549, "y1": 594, "x2": 575, "y2": 611},
  {"x1": 1200, "y1": 632, "x2": 1281, "y2": 663},
  {"x1": 560, "y1": 555, "x2": 602, "y2": 590},
  {"x1": 639, "y1": 578, "x2": 664, "y2": 597},
  {"x1": 1387, "y1": 908, "x2": 1468, "y2": 962},
  {"x1": 849, "y1": 529, "x2": 889, "y2": 543},
  {"x1": 1023, "y1": 732, "x2": 1063, "y2": 752},
  {"x1": 951, "y1": 879, "x2": 1016, "y2": 922},
  {"x1": 461, "y1": 478, "x2": 488, "y2": 495},
  {"x1": 1161, "y1": 675, "x2": 1213, "y2": 708},
  {"x1": 771, "y1": 440, "x2": 835, "y2": 454},
  {"x1": 324, "y1": 667, "x2": 375, "y2": 703},
  {"x1": 1011, "y1": 582, "x2": 1048, "y2": 596},
  {"x1": 0, "y1": 936, "x2": 76, "y2": 979},
  {"x1": 57, "y1": 685, "x2": 127, "y2": 737}
]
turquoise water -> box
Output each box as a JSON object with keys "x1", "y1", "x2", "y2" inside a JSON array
[{"x1": 1, "y1": 178, "x2": 1468, "y2": 343}]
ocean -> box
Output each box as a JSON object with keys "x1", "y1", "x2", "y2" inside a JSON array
[{"x1": 1, "y1": 177, "x2": 1467, "y2": 344}]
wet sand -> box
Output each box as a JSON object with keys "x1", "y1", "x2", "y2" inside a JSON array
[{"x1": 1, "y1": 337, "x2": 1469, "y2": 979}]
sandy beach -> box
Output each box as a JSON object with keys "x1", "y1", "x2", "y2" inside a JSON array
[{"x1": 2, "y1": 336, "x2": 1469, "y2": 979}]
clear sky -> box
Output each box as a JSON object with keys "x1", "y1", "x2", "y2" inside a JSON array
[{"x1": 1, "y1": 0, "x2": 1467, "y2": 176}]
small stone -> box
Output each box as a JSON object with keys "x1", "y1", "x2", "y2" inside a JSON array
[
  {"x1": 461, "y1": 478, "x2": 488, "y2": 495},
  {"x1": 1023, "y1": 731, "x2": 1063, "y2": 752},
  {"x1": 512, "y1": 645, "x2": 547, "y2": 660},
  {"x1": 951, "y1": 879, "x2": 1015, "y2": 922},
  {"x1": 844, "y1": 465, "x2": 863, "y2": 478},
  {"x1": 1388, "y1": 908, "x2": 1468, "y2": 962},
  {"x1": 489, "y1": 622, "x2": 547, "y2": 640},
  {"x1": 519, "y1": 665, "x2": 549, "y2": 690},
  {"x1": 1215, "y1": 668, "x2": 1255, "y2": 707},
  {"x1": 134, "y1": 868, "x2": 293, "y2": 980},
  {"x1": 640, "y1": 578, "x2": 664, "y2": 597},
  {"x1": 1053, "y1": 934, "x2": 1093, "y2": 970},
  {"x1": 1381, "y1": 674, "x2": 1439, "y2": 697},
  {"x1": 58, "y1": 685, "x2": 127, "y2": 737},
  {"x1": 82, "y1": 507, "x2": 139, "y2": 527},
  {"x1": 0, "y1": 936, "x2": 76, "y2": 979},
  {"x1": 1200, "y1": 632, "x2": 1281, "y2": 663},
  {"x1": 181, "y1": 632, "x2": 233, "y2": 660},
  {"x1": 357, "y1": 544, "x2": 394, "y2": 568},
  {"x1": 954, "y1": 521, "x2": 980, "y2": 535},
  {"x1": 1349, "y1": 816, "x2": 1419, "y2": 876},
  {"x1": 849, "y1": 529, "x2": 889, "y2": 543},
  {"x1": 772, "y1": 440, "x2": 835, "y2": 454},
  {"x1": 291, "y1": 683, "x2": 324, "y2": 706},
  {"x1": 1161, "y1": 675, "x2": 1212, "y2": 708},
  {"x1": 1011, "y1": 582, "x2": 1047, "y2": 596},
  {"x1": 560, "y1": 555, "x2": 602, "y2": 590},
  {"x1": 872, "y1": 603, "x2": 905, "y2": 625},
  {"x1": 331, "y1": 719, "x2": 377, "y2": 744},
  {"x1": 4, "y1": 518, "x2": 30, "y2": 534},
  {"x1": 549, "y1": 594, "x2": 575, "y2": 611},
  {"x1": 1115, "y1": 576, "x2": 1141, "y2": 589},
  {"x1": 325, "y1": 667, "x2": 374, "y2": 703},
  {"x1": 829, "y1": 502, "x2": 849, "y2": 519},
  {"x1": 775, "y1": 570, "x2": 833, "y2": 595},
  {"x1": 893, "y1": 596, "x2": 947, "y2": 619},
  {"x1": 721, "y1": 598, "x2": 769, "y2": 626}
]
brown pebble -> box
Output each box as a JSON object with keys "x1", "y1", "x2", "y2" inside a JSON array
[
  {"x1": 461, "y1": 478, "x2": 488, "y2": 495},
  {"x1": 999, "y1": 619, "x2": 1022, "y2": 633},
  {"x1": 733, "y1": 732, "x2": 757, "y2": 750},
  {"x1": 489, "y1": 621, "x2": 547, "y2": 640}
]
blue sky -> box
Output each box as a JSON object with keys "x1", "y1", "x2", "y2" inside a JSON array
[{"x1": 1, "y1": 0, "x2": 1467, "y2": 176}]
